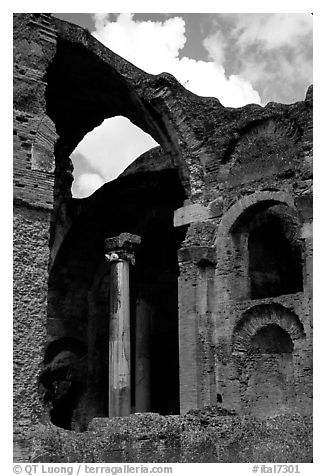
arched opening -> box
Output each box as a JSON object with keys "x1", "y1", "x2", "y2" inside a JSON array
[
  {"x1": 71, "y1": 116, "x2": 158, "y2": 198},
  {"x1": 44, "y1": 37, "x2": 189, "y2": 219},
  {"x1": 248, "y1": 221, "x2": 303, "y2": 299}
]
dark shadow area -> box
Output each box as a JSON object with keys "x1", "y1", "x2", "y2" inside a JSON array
[
  {"x1": 249, "y1": 222, "x2": 303, "y2": 299},
  {"x1": 45, "y1": 168, "x2": 187, "y2": 429},
  {"x1": 133, "y1": 219, "x2": 186, "y2": 414},
  {"x1": 251, "y1": 324, "x2": 294, "y2": 354},
  {"x1": 40, "y1": 341, "x2": 87, "y2": 430}
]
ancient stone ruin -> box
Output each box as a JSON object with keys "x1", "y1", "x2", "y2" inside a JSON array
[{"x1": 13, "y1": 13, "x2": 313, "y2": 462}]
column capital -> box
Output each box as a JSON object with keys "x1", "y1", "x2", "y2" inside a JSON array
[{"x1": 105, "y1": 233, "x2": 141, "y2": 265}]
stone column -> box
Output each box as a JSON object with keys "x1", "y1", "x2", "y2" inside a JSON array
[{"x1": 105, "y1": 233, "x2": 141, "y2": 417}]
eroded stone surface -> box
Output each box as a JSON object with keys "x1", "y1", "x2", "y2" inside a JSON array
[{"x1": 29, "y1": 412, "x2": 312, "y2": 463}]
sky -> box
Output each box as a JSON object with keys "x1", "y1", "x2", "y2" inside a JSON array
[{"x1": 53, "y1": 13, "x2": 313, "y2": 198}]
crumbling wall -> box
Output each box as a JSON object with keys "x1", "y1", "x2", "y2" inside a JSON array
[
  {"x1": 30, "y1": 412, "x2": 313, "y2": 463},
  {"x1": 13, "y1": 14, "x2": 58, "y2": 456},
  {"x1": 177, "y1": 197, "x2": 312, "y2": 416},
  {"x1": 176, "y1": 88, "x2": 312, "y2": 416}
]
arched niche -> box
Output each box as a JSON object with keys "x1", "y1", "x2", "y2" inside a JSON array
[
  {"x1": 232, "y1": 303, "x2": 305, "y2": 417},
  {"x1": 215, "y1": 192, "x2": 303, "y2": 301}
]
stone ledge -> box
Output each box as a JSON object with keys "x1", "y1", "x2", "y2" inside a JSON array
[{"x1": 174, "y1": 199, "x2": 223, "y2": 227}]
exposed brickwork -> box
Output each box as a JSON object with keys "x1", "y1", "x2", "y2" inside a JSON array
[
  {"x1": 13, "y1": 14, "x2": 58, "y2": 210},
  {"x1": 13, "y1": 110, "x2": 55, "y2": 209}
]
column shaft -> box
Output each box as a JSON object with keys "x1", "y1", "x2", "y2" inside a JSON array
[{"x1": 109, "y1": 260, "x2": 131, "y2": 417}]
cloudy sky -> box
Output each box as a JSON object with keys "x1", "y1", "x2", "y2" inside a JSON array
[{"x1": 53, "y1": 13, "x2": 313, "y2": 198}]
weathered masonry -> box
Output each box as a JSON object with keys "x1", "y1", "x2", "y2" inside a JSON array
[{"x1": 13, "y1": 13, "x2": 312, "y2": 460}]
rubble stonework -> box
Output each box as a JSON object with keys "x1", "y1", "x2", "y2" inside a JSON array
[{"x1": 13, "y1": 13, "x2": 313, "y2": 462}]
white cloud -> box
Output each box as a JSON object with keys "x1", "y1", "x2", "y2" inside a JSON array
[
  {"x1": 203, "y1": 13, "x2": 313, "y2": 104},
  {"x1": 92, "y1": 13, "x2": 187, "y2": 72},
  {"x1": 230, "y1": 13, "x2": 312, "y2": 50},
  {"x1": 93, "y1": 13, "x2": 110, "y2": 30},
  {"x1": 91, "y1": 13, "x2": 260, "y2": 106},
  {"x1": 73, "y1": 116, "x2": 158, "y2": 183},
  {"x1": 73, "y1": 172, "x2": 105, "y2": 197},
  {"x1": 203, "y1": 30, "x2": 226, "y2": 65},
  {"x1": 171, "y1": 57, "x2": 260, "y2": 106}
]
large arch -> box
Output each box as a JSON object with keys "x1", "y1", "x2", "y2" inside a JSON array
[
  {"x1": 45, "y1": 16, "x2": 209, "y2": 216},
  {"x1": 43, "y1": 18, "x2": 204, "y2": 271}
]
